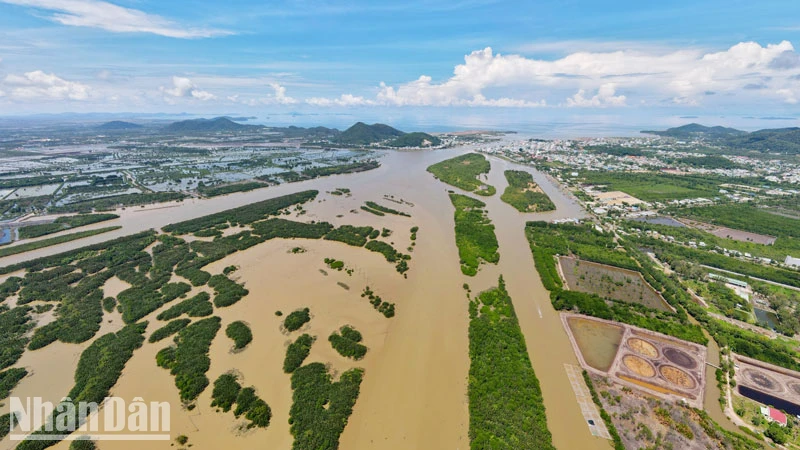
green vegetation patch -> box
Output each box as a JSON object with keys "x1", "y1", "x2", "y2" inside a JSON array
[
  {"x1": 284, "y1": 333, "x2": 315, "y2": 373},
  {"x1": 252, "y1": 218, "x2": 333, "y2": 239},
  {"x1": 16, "y1": 322, "x2": 146, "y2": 450},
  {"x1": 468, "y1": 277, "x2": 555, "y2": 450},
  {"x1": 156, "y1": 316, "x2": 221, "y2": 402},
  {"x1": 673, "y1": 203, "x2": 800, "y2": 239},
  {"x1": 157, "y1": 292, "x2": 213, "y2": 321},
  {"x1": 329, "y1": 325, "x2": 367, "y2": 360},
  {"x1": 324, "y1": 225, "x2": 374, "y2": 247},
  {"x1": 578, "y1": 171, "x2": 721, "y2": 202},
  {"x1": 427, "y1": 153, "x2": 496, "y2": 196},
  {"x1": 500, "y1": 170, "x2": 555, "y2": 213},
  {"x1": 0, "y1": 306, "x2": 35, "y2": 370},
  {"x1": 284, "y1": 308, "x2": 311, "y2": 332},
  {"x1": 210, "y1": 373, "x2": 272, "y2": 428},
  {"x1": 450, "y1": 194, "x2": 499, "y2": 276},
  {"x1": 18, "y1": 214, "x2": 119, "y2": 240},
  {"x1": 288, "y1": 363, "x2": 363, "y2": 450},
  {"x1": 208, "y1": 274, "x2": 249, "y2": 308},
  {"x1": 226, "y1": 321, "x2": 253, "y2": 350},
  {"x1": 0, "y1": 367, "x2": 27, "y2": 400}
]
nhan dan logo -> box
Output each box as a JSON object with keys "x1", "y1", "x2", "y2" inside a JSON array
[{"x1": 8, "y1": 396, "x2": 171, "y2": 441}]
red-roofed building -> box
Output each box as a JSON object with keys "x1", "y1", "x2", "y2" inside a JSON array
[
  {"x1": 770, "y1": 408, "x2": 788, "y2": 426},
  {"x1": 761, "y1": 406, "x2": 788, "y2": 427}
]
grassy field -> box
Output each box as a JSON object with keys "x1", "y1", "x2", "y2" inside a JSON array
[
  {"x1": 500, "y1": 170, "x2": 555, "y2": 212},
  {"x1": 450, "y1": 194, "x2": 499, "y2": 276},
  {"x1": 428, "y1": 153, "x2": 496, "y2": 196},
  {"x1": 579, "y1": 171, "x2": 721, "y2": 202},
  {"x1": 559, "y1": 257, "x2": 671, "y2": 312},
  {"x1": 672, "y1": 204, "x2": 800, "y2": 239}
]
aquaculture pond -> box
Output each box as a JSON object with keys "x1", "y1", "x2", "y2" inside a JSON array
[{"x1": 567, "y1": 316, "x2": 624, "y2": 372}]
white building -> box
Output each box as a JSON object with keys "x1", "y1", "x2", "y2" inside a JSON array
[{"x1": 786, "y1": 256, "x2": 800, "y2": 268}]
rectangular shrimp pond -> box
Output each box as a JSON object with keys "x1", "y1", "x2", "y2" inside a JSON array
[
  {"x1": 558, "y1": 256, "x2": 673, "y2": 312},
  {"x1": 562, "y1": 314, "x2": 707, "y2": 408}
]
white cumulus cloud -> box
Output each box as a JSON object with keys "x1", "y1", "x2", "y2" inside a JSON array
[
  {"x1": 228, "y1": 83, "x2": 297, "y2": 105},
  {"x1": 3, "y1": 70, "x2": 90, "y2": 100},
  {"x1": 0, "y1": 0, "x2": 230, "y2": 38},
  {"x1": 316, "y1": 41, "x2": 800, "y2": 108},
  {"x1": 305, "y1": 94, "x2": 374, "y2": 106},
  {"x1": 566, "y1": 83, "x2": 626, "y2": 107},
  {"x1": 161, "y1": 76, "x2": 215, "y2": 101}
]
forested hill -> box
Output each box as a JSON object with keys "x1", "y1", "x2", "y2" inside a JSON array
[
  {"x1": 336, "y1": 122, "x2": 441, "y2": 147},
  {"x1": 642, "y1": 123, "x2": 800, "y2": 154}
]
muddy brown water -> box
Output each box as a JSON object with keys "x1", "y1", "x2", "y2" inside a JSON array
[{"x1": 2, "y1": 149, "x2": 610, "y2": 450}]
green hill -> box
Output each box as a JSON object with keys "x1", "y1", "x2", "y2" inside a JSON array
[
  {"x1": 98, "y1": 121, "x2": 143, "y2": 131},
  {"x1": 642, "y1": 123, "x2": 746, "y2": 140},
  {"x1": 725, "y1": 127, "x2": 800, "y2": 154},
  {"x1": 643, "y1": 123, "x2": 800, "y2": 154},
  {"x1": 387, "y1": 132, "x2": 441, "y2": 147},
  {"x1": 336, "y1": 122, "x2": 405, "y2": 145},
  {"x1": 163, "y1": 117, "x2": 256, "y2": 133}
]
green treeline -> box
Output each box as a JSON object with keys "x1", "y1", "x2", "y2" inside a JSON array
[
  {"x1": 329, "y1": 326, "x2": 367, "y2": 360},
  {"x1": 360, "y1": 205, "x2": 384, "y2": 216},
  {"x1": 157, "y1": 292, "x2": 213, "y2": 321},
  {"x1": 18, "y1": 213, "x2": 119, "y2": 239},
  {"x1": 162, "y1": 190, "x2": 319, "y2": 234},
  {"x1": 50, "y1": 192, "x2": 186, "y2": 214},
  {"x1": 364, "y1": 240, "x2": 411, "y2": 274},
  {"x1": 284, "y1": 334, "x2": 315, "y2": 373},
  {"x1": 0, "y1": 226, "x2": 121, "y2": 258},
  {"x1": 149, "y1": 319, "x2": 191, "y2": 343},
  {"x1": 363, "y1": 201, "x2": 411, "y2": 217},
  {"x1": 199, "y1": 181, "x2": 267, "y2": 198},
  {"x1": 156, "y1": 316, "x2": 221, "y2": 402},
  {"x1": 500, "y1": 170, "x2": 555, "y2": 213},
  {"x1": 226, "y1": 321, "x2": 253, "y2": 350},
  {"x1": 360, "y1": 287, "x2": 396, "y2": 318},
  {"x1": 468, "y1": 277, "x2": 555, "y2": 450},
  {"x1": 427, "y1": 153, "x2": 496, "y2": 196},
  {"x1": 450, "y1": 194, "x2": 499, "y2": 276},
  {"x1": 289, "y1": 363, "x2": 363, "y2": 450}
]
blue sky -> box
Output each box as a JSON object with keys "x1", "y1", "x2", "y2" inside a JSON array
[{"x1": 1, "y1": 0, "x2": 800, "y2": 131}]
